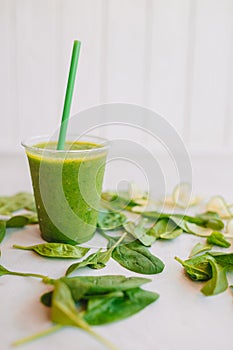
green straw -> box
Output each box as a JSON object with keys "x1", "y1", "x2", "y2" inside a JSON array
[{"x1": 57, "y1": 40, "x2": 81, "y2": 150}]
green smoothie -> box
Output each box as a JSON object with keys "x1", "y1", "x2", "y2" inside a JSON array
[{"x1": 26, "y1": 140, "x2": 107, "y2": 244}]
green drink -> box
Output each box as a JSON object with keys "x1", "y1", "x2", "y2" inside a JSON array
[{"x1": 23, "y1": 135, "x2": 108, "y2": 244}]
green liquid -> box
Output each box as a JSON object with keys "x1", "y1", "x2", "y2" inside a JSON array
[{"x1": 27, "y1": 141, "x2": 107, "y2": 244}]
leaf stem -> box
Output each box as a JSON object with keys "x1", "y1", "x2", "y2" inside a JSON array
[
  {"x1": 111, "y1": 232, "x2": 127, "y2": 250},
  {"x1": 13, "y1": 244, "x2": 32, "y2": 250},
  {"x1": 8, "y1": 271, "x2": 49, "y2": 279},
  {"x1": 174, "y1": 256, "x2": 184, "y2": 266},
  {"x1": 12, "y1": 324, "x2": 63, "y2": 346},
  {"x1": 87, "y1": 327, "x2": 120, "y2": 350}
]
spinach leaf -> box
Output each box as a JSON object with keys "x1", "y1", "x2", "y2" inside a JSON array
[
  {"x1": 66, "y1": 233, "x2": 127, "y2": 275},
  {"x1": 160, "y1": 228, "x2": 182, "y2": 240},
  {"x1": 0, "y1": 221, "x2": 6, "y2": 243},
  {"x1": 207, "y1": 232, "x2": 231, "y2": 248},
  {"x1": 13, "y1": 243, "x2": 90, "y2": 259},
  {"x1": 175, "y1": 255, "x2": 212, "y2": 281},
  {"x1": 41, "y1": 290, "x2": 125, "y2": 308},
  {"x1": 66, "y1": 248, "x2": 104, "y2": 274},
  {"x1": 208, "y1": 252, "x2": 233, "y2": 269},
  {"x1": 175, "y1": 254, "x2": 228, "y2": 296},
  {"x1": 169, "y1": 216, "x2": 188, "y2": 231},
  {"x1": 6, "y1": 215, "x2": 29, "y2": 228},
  {"x1": 189, "y1": 242, "x2": 212, "y2": 257},
  {"x1": 123, "y1": 219, "x2": 155, "y2": 246},
  {"x1": 41, "y1": 275, "x2": 152, "y2": 306},
  {"x1": 183, "y1": 222, "x2": 213, "y2": 237},
  {"x1": 148, "y1": 218, "x2": 182, "y2": 240},
  {"x1": 146, "y1": 221, "x2": 165, "y2": 239},
  {"x1": 196, "y1": 212, "x2": 224, "y2": 230},
  {"x1": 51, "y1": 281, "x2": 117, "y2": 350},
  {"x1": 84, "y1": 287, "x2": 159, "y2": 325},
  {"x1": 98, "y1": 210, "x2": 126, "y2": 230},
  {"x1": 201, "y1": 257, "x2": 228, "y2": 296},
  {"x1": 110, "y1": 238, "x2": 165, "y2": 275},
  {"x1": 61, "y1": 275, "x2": 151, "y2": 296}
]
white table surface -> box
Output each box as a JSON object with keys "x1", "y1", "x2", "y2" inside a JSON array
[{"x1": 1, "y1": 153, "x2": 233, "y2": 350}]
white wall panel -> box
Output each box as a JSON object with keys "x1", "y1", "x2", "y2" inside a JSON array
[
  {"x1": 189, "y1": 0, "x2": 233, "y2": 152},
  {"x1": 16, "y1": 0, "x2": 59, "y2": 144},
  {"x1": 0, "y1": 0, "x2": 18, "y2": 152},
  {"x1": 99, "y1": 0, "x2": 147, "y2": 141},
  {"x1": 103, "y1": 0, "x2": 146, "y2": 104},
  {"x1": 146, "y1": 0, "x2": 191, "y2": 135}
]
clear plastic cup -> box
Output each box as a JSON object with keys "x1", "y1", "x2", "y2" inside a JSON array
[{"x1": 22, "y1": 134, "x2": 109, "y2": 244}]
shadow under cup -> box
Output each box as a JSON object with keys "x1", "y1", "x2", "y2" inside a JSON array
[{"x1": 22, "y1": 135, "x2": 109, "y2": 245}]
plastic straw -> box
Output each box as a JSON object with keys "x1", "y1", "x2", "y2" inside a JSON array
[{"x1": 57, "y1": 40, "x2": 81, "y2": 150}]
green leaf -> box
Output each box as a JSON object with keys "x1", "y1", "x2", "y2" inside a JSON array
[
  {"x1": 145, "y1": 218, "x2": 179, "y2": 240},
  {"x1": 207, "y1": 232, "x2": 231, "y2": 248},
  {"x1": 169, "y1": 216, "x2": 188, "y2": 231},
  {"x1": 175, "y1": 255, "x2": 212, "y2": 281},
  {"x1": 189, "y1": 242, "x2": 212, "y2": 257},
  {"x1": 13, "y1": 243, "x2": 90, "y2": 259},
  {"x1": 51, "y1": 281, "x2": 88, "y2": 327},
  {"x1": 98, "y1": 210, "x2": 127, "y2": 230},
  {"x1": 208, "y1": 252, "x2": 233, "y2": 269},
  {"x1": 6, "y1": 215, "x2": 29, "y2": 228},
  {"x1": 65, "y1": 248, "x2": 104, "y2": 274},
  {"x1": 0, "y1": 221, "x2": 6, "y2": 243},
  {"x1": 175, "y1": 254, "x2": 228, "y2": 296},
  {"x1": 196, "y1": 211, "x2": 224, "y2": 230},
  {"x1": 160, "y1": 228, "x2": 182, "y2": 240},
  {"x1": 40, "y1": 275, "x2": 152, "y2": 306},
  {"x1": 51, "y1": 281, "x2": 118, "y2": 350},
  {"x1": 84, "y1": 287, "x2": 159, "y2": 325},
  {"x1": 61, "y1": 275, "x2": 151, "y2": 298},
  {"x1": 41, "y1": 290, "x2": 125, "y2": 308},
  {"x1": 111, "y1": 239, "x2": 164, "y2": 275},
  {"x1": 184, "y1": 222, "x2": 212, "y2": 237},
  {"x1": 201, "y1": 257, "x2": 228, "y2": 296},
  {"x1": 123, "y1": 219, "x2": 155, "y2": 246},
  {"x1": 66, "y1": 233, "x2": 127, "y2": 275}
]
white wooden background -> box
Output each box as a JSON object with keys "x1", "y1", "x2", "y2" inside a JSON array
[{"x1": 1, "y1": 0, "x2": 233, "y2": 155}]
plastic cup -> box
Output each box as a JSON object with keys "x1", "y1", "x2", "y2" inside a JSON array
[{"x1": 22, "y1": 135, "x2": 109, "y2": 244}]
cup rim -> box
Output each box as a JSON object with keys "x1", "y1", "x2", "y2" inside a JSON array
[{"x1": 21, "y1": 134, "x2": 109, "y2": 155}]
